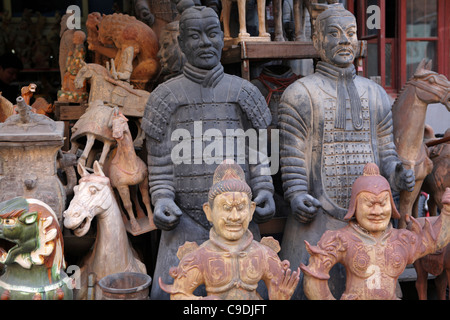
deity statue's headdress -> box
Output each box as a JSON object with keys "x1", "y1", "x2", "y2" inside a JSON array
[
  {"x1": 345, "y1": 163, "x2": 400, "y2": 220},
  {"x1": 208, "y1": 159, "x2": 252, "y2": 206}
]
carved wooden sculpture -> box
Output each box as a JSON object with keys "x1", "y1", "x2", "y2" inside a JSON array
[
  {"x1": 412, "y1": 216, "x2": 450, "y2": 300},
  {"x1": 74, "y1": 62, "x2": 150, "y2": 118},
  {"x1": 69, "y1": 101, "x2": 116, "y2": 168},
  {"x1": 63, "y1": 161, "x2": 147, "y2": 300},
  {"x1": 300, "y1": 163, "x2": 450, "y2": 300},
  {"x1": 57, "y1": 30, "x2": 88, "y2": 103},
  {"x1": 0, "y1": 197, "x2": 73, "y2": 300},
  {"x1": 0, "y1": 92, "x2": 14, "y2": 122},
  {"x1": 392, "y1": 59, "x2": 450, "y2": 228},
  {"x1": 273, "y1": 0, "x2": 337, "y2": 42},
  {"x1": 221, "y1": 0, "x2": 270, "y2": 45},
  {"x1": 278, "y1": 3, "x2": 414, "y2": 300},
  {"x1": 159, "y1": 160, "x2": 299, "y2": 300},
  {"x1": 103, "y1": 109, "x2": 156, "y2": 235},
  {"x1": 59, "y1": 13, "x2": 76, "y2": 82},
  {"x1": 157, "y1": 21, "x2": 186, "y2": 82},
  {"x1": 85, "y1": 12, "x2": 160, "y2": 90},
  {"x1": 423, "y1": 128, "x2": 450, "y2": 216}
]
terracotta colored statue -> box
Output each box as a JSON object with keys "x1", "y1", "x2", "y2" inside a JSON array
[
  {"x1": 69, "y1": 101, "x2": 116, "y2": 168},
  {"x1": 63, "y1": 161, "x2": 147, "y2": 300},
  {"x1": 300, "y1": 163, "x2": 450, "y2": 300},
  {"x1": 159, "y1": 160, "x2": 299, "y2": 299},
  {"x1": 423, "y1": 128, "x2": 450, "y2": 216},
  {"x1": 0, "y1": 92, "x2": 14, "y2": 122},
  {"x1": 85, "y1": 12, "x2": 160, "y2": 90},
  {"x1": 278, "y1": 3, "x2": 415, "y2": 299},
  {"x1": 59, "y1": 13, "x2": 76, "y2": 81},
  {"x1": 13, "y1": 83, "x2": 54, "y2": 117},
  {"x1": 141, "y1": 1, "x2": 275, "y2": 299},
  {"x1": 392, "y1": 59, "x2": 450, "y2": 228},
  {"x1": 74, "y1": 62, "x2": 150, "y2": 119},
  {"x1": 0, "y1": 197, "x2": 73, "y2": 300},
  {"x1": 413, "y1": 216, "x2": 450, "y2": 300},
  {"x1": 103, "y1": 109, "x2": 156, "y2": 235},
  {"x1": 57, "y1": 30, "x2": 88, "y2": 103}
]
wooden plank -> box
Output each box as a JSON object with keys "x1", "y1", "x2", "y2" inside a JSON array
[
  {"x1": 240, "y1": 41, "x2": 320, "y2": 60},
  {"x1": 57, "y1": 104, "x2": 88, "y2": 121}
]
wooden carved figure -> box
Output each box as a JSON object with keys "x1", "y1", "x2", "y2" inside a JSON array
[
  {"x1": 0, "y1": 197, "x2": 73, "y2": 300},
  {"x1": 63, "y1": 161, "x2": 147, "y2": 300},
  {"x1": 85, "y1": 12, "x2": 160, "y2": 90},
  {"x1": 392, "y1": 59, "x2": 450, "y2": 228},
  {"x1": 0, "y1": 92, "x2": 14, "y2": 122},
  {"x1": 278, "y1": 3, "x2": 414, "y2": 300},
  {"x1": 413, "y1": 216, "x2": 450, "y2": 300},
  {"x1": 159, "y1": 160, "x2": 299, "y2": 300},
  {"x1": 74, "y1": 62, "x2": 150, "y2": 119},
  {"x1": 423, "y1": 126, "x2": 450, "y2": 217},
  {"x1": 103, "y1": 109, "x2": 156, "y2": 235},
  {"x1": 300, "y1": 163, "x2": 450, "y2": 300},
  {"x1": 273, "y1": 0, "x2": 337, "y2": 42},
  {"x1": 220, "y1": 0, "x2": 270, "y2": 44},
  {"x1": 69, "y1": 101, "x2": 116, "y2": 168},
  {"x1": 57, "y1": 30, "x2": 88, "y2": 103}
]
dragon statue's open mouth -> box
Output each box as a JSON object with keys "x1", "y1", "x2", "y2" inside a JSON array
[{"x1": 0, "y1": 239, "x2": 16, "y2": 262}]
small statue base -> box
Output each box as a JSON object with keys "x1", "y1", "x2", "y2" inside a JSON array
[{"x1": 123, "y1": 216, "x2": 157, "y2": 236}]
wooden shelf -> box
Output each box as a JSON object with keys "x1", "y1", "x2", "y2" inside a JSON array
[
  {"x1": 221, "y1": 40, "x2": 367, "y2": 80},
  {"x1": 221, "y1": 41, "x2": 320, "y2": 80}
]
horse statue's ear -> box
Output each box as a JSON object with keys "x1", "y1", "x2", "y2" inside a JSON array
[
  {"x1": 93, "y1": 160, "x2": 106, "y2": 177},
  {"x1": 414, "y1": 58, "x2": 432, "y2": 77},
  {"x1": 77, "y1": 162, "x2": 89, "y2": 177}
]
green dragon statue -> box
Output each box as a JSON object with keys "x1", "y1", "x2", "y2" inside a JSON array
[{"x1": 0, "y1": 197, "x2": 73, "y2": 300}]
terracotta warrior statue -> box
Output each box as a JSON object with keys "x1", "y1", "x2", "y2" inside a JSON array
[
  {"x1": 141, "y1": 1, "x2": 275, "y2": 299},
  {"x1": 300, "y1": 163, "x2": 450, "y2": 300},
  {"x1": 159, "y1": 160, "x2": 300, "y2": 300},
  {"x1": 278, "y1": 3, "x2": 415, "y2": 299}
]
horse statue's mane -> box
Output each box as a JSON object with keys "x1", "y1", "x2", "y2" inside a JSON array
[{"x1": 392, "y1": 59, "x2": 435, "y2": 107}]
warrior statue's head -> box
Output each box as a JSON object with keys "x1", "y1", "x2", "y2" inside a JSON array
[
  {"x1": 312, "y1": 3, "x2": 359, "y2": 68},
  {"x1": 177, "y1": 0, "x2": 224, "y2": 70},
  {"x1": 203, "y1": 159, "x2": 256, "y2": 242}
]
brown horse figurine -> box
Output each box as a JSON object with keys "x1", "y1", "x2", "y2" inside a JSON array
[
  {"x1": 412, "y1": 216, "x2": 450, "y2": 300},
  {"x1": 423, "y1": 127, "x2": 450, "y2": 216},
  {"x1": 103, "y1": 109, "x2": 156, "y2": 235},
  {"x1": 392, "y1": 59, "x2": 450, "y2": 228}
]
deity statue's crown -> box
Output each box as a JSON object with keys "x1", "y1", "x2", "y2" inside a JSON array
[{"x1": 208, "y1": 159, "x2": 252, "y2": 203}]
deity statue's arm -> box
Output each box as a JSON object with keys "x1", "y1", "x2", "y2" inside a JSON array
[
  {"x1": 300, "y1": 230, "x2": 347, "y2": 300},
  {"x1": 264, "y1": 252, "x2": 300, "y2": 300},
  {"x1": 159, "y1": 261, "x2": 206, "y2": 300},
  {"x1": 278, "y1": 82, "x2": 312, "y2": 202}
]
